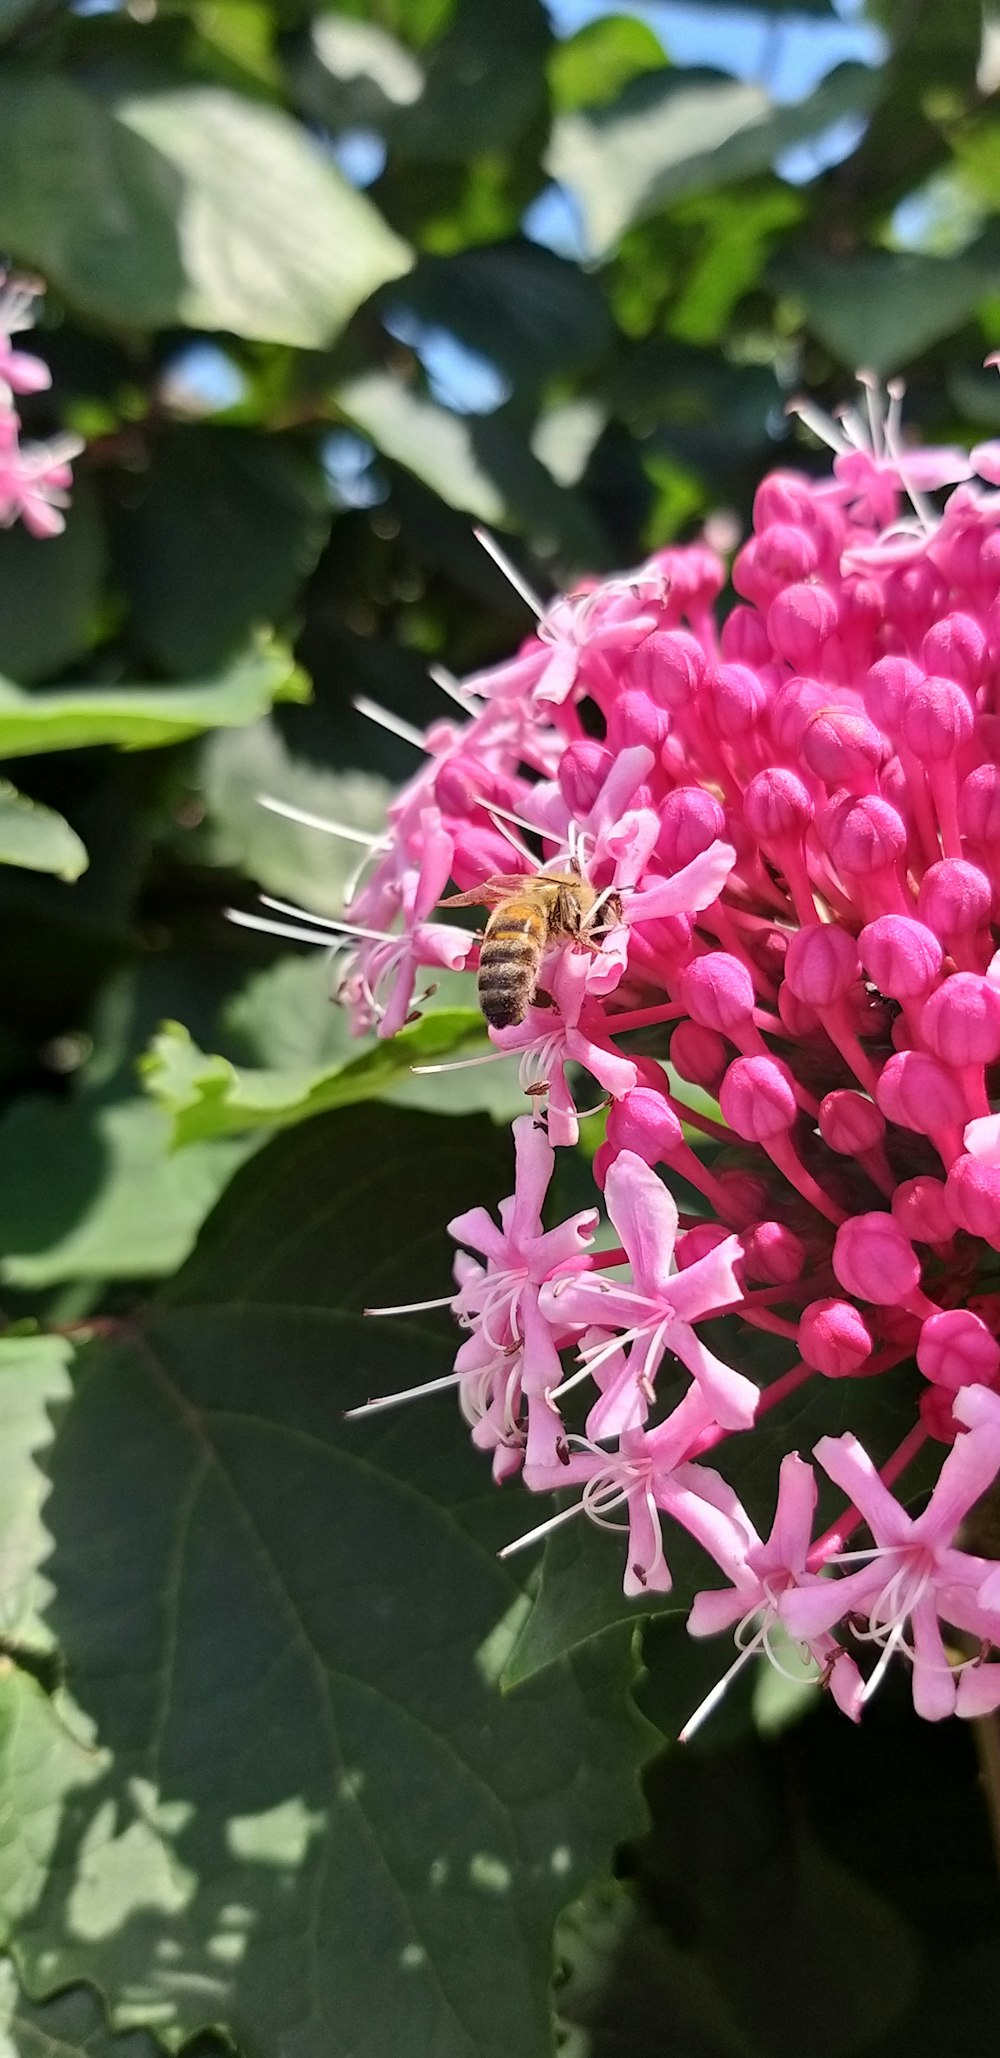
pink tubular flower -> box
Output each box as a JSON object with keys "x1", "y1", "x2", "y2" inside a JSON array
[
  {"x1": 783, "y1": 1425, "x2": 1000, "y2": 1719},
  {"x1": 278, "y1": 368, "x2": 1000, "y2": 1728},
  {"x1": 0, "y1": 274, "x2": 81, "y2": 536}
]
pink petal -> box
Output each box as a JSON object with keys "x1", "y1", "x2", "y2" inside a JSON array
[
  {"x1": 624, "y1": 1486, "x2": 671, "y2": 1596},
  {"x1": 510, "y1": 1115, "x2": 554, "y2": 1243},
  {"x1": 812, "y1": 1433, "x2": 914, "y2": 1548},
  {"x1": 957, "y1": 1664, "x2": 1000, "y2": 1717},
  {"x1": 448, "y1": 1204, "x2": 507, "y2": 1264},
  {"x1": 668, "y1": 1319, "x2": 759, "y2": 1430},
  {"x1": 825, "y1": 1645, "x2": 865, "y2": 1721},
  {"x1": 413, "y1": 807, "x2": 457, "y2": 921},
  {"x1": 604, "y1": 1151, "x2": 679, "y2": 1296},
  {"x1": 588, "y1": 746, "x2": 655, "y2": 836},
  {"x1": 971, "y1": 440, "x2": 1000, "y2": 487},
  {"x1": 519, "y1": 1289, "x2": 563, "y2": 1396},
  {"x1": 917, "y1": 1422, "x2": 1000, "y2": 1549},
  {"x1": 769, "y1": 1453, "x2": 819, "y2": 1572},
  {"x1": 586, "y1": 1353, "x2": 647, "y2": 1438},
  {"x1": 909, "y1": 1594, "x2": 957, "y2": 1721},
  {"x1": 660, "y1": 1235, "x2": 743, "y2": 1325},
  {"x1": 688, "y1": 1586, "x2": 751, "y2": 1636},
  {"x1": 626, "y1": 839, "x2": 736, "y2": 923},
  {"x1": 781, "y1": 1563, "x2": 883, "y2": 1641}
]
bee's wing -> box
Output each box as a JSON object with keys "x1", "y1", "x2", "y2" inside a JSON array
[{"x1": 439, "y1": 873, "x2": 530, "y2": 910}]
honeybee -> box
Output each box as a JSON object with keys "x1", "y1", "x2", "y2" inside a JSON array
[{"x1": 440, "y1": 867, "x2": 621, "y2": 1029}]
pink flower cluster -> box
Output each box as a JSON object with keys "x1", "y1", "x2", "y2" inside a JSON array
[
  {"x1": 274, "y1": 380, "x2": 1000, "y2": 1729},
  {"x1": 0, "y1": 275, "x2": 80, "y2": 537}
]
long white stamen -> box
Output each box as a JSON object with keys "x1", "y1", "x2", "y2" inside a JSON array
[
  {"x1": 353, "y1": 696, "x2": 427, "y2": 748},
  {"x1": 365, "y1": 1293, "x2": 456, "y2": 1316},
  {"x1": 428, "y1": 663, "x2": 483, "y2": 712},
  {"x1": 256, "y1": 794, "x2": 389, "y2": 848},
  {"x1": 860, "y1": 1623, "x2": 904, "y2": 1703},
  {"x1": 411, "y1": 1050, "x2": 507, "y2": 1075},
  {"x1": 497, "y1": 1499, "x2": 584, "y2": 1558},
  {"x1": 471, "y1": 794, "x2": 546, "y2": 840},
  {"x1": 259, "y1": 895, "x2": 398, "y2": 943},
  {"x1": 679, "y1": 1638, "x2": 762, "y2": 1744},
  {"x1": 486, "y1": 810, "x2": 538, "y2": 864},
  {"x1": 473, "y1": 526, "x2": 546, "y2": 617},
  {"x1": 225, "y1": 908, "x2": 340, "y2": 949},
  {"x1": 785, "y1": 396, "x2": 848, "y2": 454},
  {"x1": 345, "y1": 1370, "x2": 464, "y2": 1417}
]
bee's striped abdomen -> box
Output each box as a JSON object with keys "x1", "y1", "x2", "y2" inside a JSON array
[{"x1": 478, "y1": 901, "x2": 547, "y2": 1028}]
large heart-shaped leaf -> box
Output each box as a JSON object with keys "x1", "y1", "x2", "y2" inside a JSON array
[
  {"x1": 5, "y1": 1106, "x2": 654, "y2": 2055},
  {"x1": 0, "y1": 643, "x2": 306, "y2": 759}
]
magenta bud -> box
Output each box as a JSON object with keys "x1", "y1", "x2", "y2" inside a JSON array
[
  {"x1": 822, "y1": 793, "x2": 907, "y2": 877},
  {"x1": 864, "y1": 655, "x2": 923, "y2": 735},
  {"x1": 920, "y1": 973, "x2": 1000, "y2": 1066},
  {"x1": 777, "y1": 983, "x2": 819, "y2": 1037},
  {"x1": 710, "y1": 662, "x2": 770, "y2": 738},
  {"x1": 720, "y1": 604, "x2": 772, "y2": 667},
  {"x1": 742, "y1": 1219, "x2": 806, "y2": 1284},
  {"x1": 783, "y1": 923, "x2": 859, "y2": 1006},
  {"x1": 679, "y1": 952, "x2": 756, "y2": 1033},
  {"x1": 770, "y1": 675, "x2": 827, "y2": 756},
  {"x1": 606, "y1": 1086, "x2": 684, "y2": 1165},
  {"x1": 753, "y1": 470, "x2": 819, "y2": 530},
  {"x1": 656, "y1": 785, "x2": 726, "y2": 869},
  {"x1": 921, "y1": 611, "x2": 988, "y2": 689},
  {"x1": 917, "y1": 859, "x2": 991, "y2": 943},
  {"x1": 833, "y1": 1212, "x2": 921, "y2": 1306},
  {"x1": 946, "y1": 1154, "x2": 1000, "y2": 1240},
  {"x1": 669, "y1": 1019, "x2": 728, "y2": 1094},
  {"x1": 899, "y1": 675, "x2": 974, "y2": 762},
  {"x1": 886, "y1": 559, "x2": 948, "y2": 636},
  {"x1": 743, "y1": 766, "x2": 814, "y2": 842},
  {"x1": 799, "y1": 1297, "x2": 873, "y2": 1376},
  {"x1": 720, "y1": 1055, "x2": 798, "y2": 1141},
  {"x1": 958, "y1": 763, "x2": 1000, "y2": 846},
  {"x1": 876, "y1": 1049, "x2": 968, "y2": 1136},
  {"x1": 675, "y1": 1223, "x2": 733, "y2": 1271},
  {"x1": 714, "y1": 1168, "x2": 771, "y2": 1227},
  {"x1": 819, "y1": 1090, "x2": 885, "y2": 1156},
  {"x1": 891, "y1": 1176, "x2": 954, "y2": 1244},
  {"x1": 802, "y1": 707, "x2": 889, "y2": 788},
  {"x1": 558, "y1": 740, "x2": 612, "y2": 818},
  {"x1": 606, "y1": 688, "x2": 670, "y2": 757},
  {"x1": 754, "y1": 521, "x2": 821, "y2": 588},
  {"x1": 917, "y1": 1308, "x2": 1000, "y2": 1391},
  {"x1": 633, "y1": 629, "x2": 706, "y2": 708},
  {"x1": 858, "y1": 915, "x2": 943, "y2": 999},
  {"x1": 767, "y1": 582, "x2": 838, "y2": 668}
]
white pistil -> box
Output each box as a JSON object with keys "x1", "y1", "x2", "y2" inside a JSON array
[
  {"x1": 365, "y1": 1293, "x2": 457, "y2": 1316},
  {"x1": 256, "y1": 794, "x2": 390, "y2": 848},
  {"x1": 353, "y1": 695, "x2": 427, "y2": 749},
  {"x1": 497, "y1": 1499, "x2": 586, "y2": 1558},
  {"x1": 428, "y1": 663, "x2": 483, "y2": 712},
  {"x1": 410, "y1": 1050, "x2": 509, "y2": 1075},
  {"x1": 258, "y1": 895, "x2": 398, "y2": 943},
  {"x1": 225, "y1": 908, "x2": 342, "y2": 949},
  {"x1": 473, "y1": 525, "x2": 546, "y2": 617},
  {"x1": 345, "y1": 1370, "x2": 464, "y2": 1418}
]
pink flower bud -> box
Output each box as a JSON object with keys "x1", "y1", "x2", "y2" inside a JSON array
[
  {"x1": 742, "y1": 1220, "x2": 806, "y2": 1283},
  {"x1": 921, "y1": 611, "x2": 987, "y2": 689},
  {"x1": 891, "y1": 1176, "x2": 954, "y2": 1244},
  {"x1": 656, "y1": 785, "x2": 726, "y2": 869},
  {"x1": 958, "y1": 763, "x2": 1000, "y2": 846},
  {"x1": 876, "y1": 1049, "x2": 968, "y2": 1136},
  {"x1": 819, "y1": 1090, "x2": 885, "y2": 1156},
  {"x1": 858, "y1": 915, "x2": 942, "y2": 999},
  {"x1": 917, "y1": 859, "x2": 991, "y2": 943},
  {"x1": 767, "y1": 583, "x2": 838, "y2": 668},
  {"x1": 753, "y1": 470, "x2": 818, "y2": 530},
  {"x1": 920, "y1": 1384, "x2": 959, "y2": 1444},
  {"x1": 822, "y1": 794, "x2": 907, "y2": 877},
  {"x1": 675, "y1": 1223, "x2": 733, "y2": 1270},
  {"x1": 886, "y1": 559, "x2": 948, "y2": 638},
  {"x1": 709, "y1": 663, "x2": 770, "y2": 738},
  {"x1": 964, "y1": 1114, "x2": 1000, "y2": 1166},
  {"x1": 606, "y1": 1086, "x2": 684, "y2": 1165},
  {"x1": 559, "y1": 740, "x2": 612, "y2": 818},
  {"x1": 798, "y1": 1297, "x2": 873, "y2": 1376},
  {"x1": 633, "y1": 629, "x2": 705, "y2": 707},
  {"x1": 864, "y1": 655, "x2": 923, "y2": 735},
  {"x1": 783, "y1": 923, "x2": 859, "y2": 1005},
  {"x1": 679, "y1": 952, "x2": 756, "y2": 1033},
  {"x1": 606, "y1": 688, "x2": 669, "y2": 756},
  {"x1": 917, "y1": 1308, "x2": 1000, "y2": 1390},
  {"x1": 720, "y1": 1055, "x2": 798, "y2": 1140},
  {"x1": 669, "y1": 1019, "x2": 728, "y2": 1094},
  {"x1": 945, "y1": 1154, "x2": 1000, "y2": 1240},
  {"x1": 920, "y1": 973, "x2": 1000, "y2": 1066},
  {"x1": 714, "y1": 1168, "x2": 771, "y2": 1226},
  {"x1": 720, "y1": 604, "x2": 771, "y2": 667},
  {"x1": 833, "y1": 1212, "x2": 921, "y2": 1305},
  {"x1": 777, "y1": 984, "x2": 819, "y2": 1037},
  {"x1": 743, "y1": 766, "x2": 814, "y2": 841},
  {"x1": 770, "y1": 676, "x2": 826, "y2": 756},
  {"x1": 899, "y1": 674, "x2": 974, "y2": 762},
  {"x1": 753, "y1": 520, "x2": 821, "y2": 586},
  {"x1": 802, "y1": 707, "x2": 889, "y2": 788}
]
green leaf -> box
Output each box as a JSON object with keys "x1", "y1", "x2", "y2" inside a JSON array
[
  {"x1": 295, "y1": 14, "x2": 425, "y2": 130},
  {"x1": 336, "y1": 370, "x2": 507, "y2": 523},
  {"x1": 391, "y1": 0, "x2": 550, "y2": 162},
  {"x1": 142, "y1": 1008, "x2": 489, "y2": 1142},
  {"x1": 0, "y1": 1960, "x2": 168, "y2": 2058},
  {"x1": 0, "y1": 1335, "x2": 73, "y2": 1649},
  {"x1": 548, "y1": 63, "x2": 879, "y2": 256},
  {"x1": 0, "y1": 1097, "x2": 256, "y2": 1288},
  {"x1": 0, "y1": 785, "x2": 87, "y2": 883},
  {"x1": 774, "y1": 244, "x2": 1000, "y2": 374},
  {"x1": 389, "y1": 241, "x2": 614, "y2": 392},
  {"x1": 0, "y1": 72, "x2": 411, "y2": 345},
  {"x1": 548, "y1": 14, "x2": 666, "y2": 113},
  {"x1": 503, "y1": 1351, "x2": 924, "y2": 1688},
  {"x1": 113, "y1": 429, "x2": 330, "y2": 676},
  {"x1": 11, "y1": 1105, "x2": 654, "y2": 2053},
  {"x1": 0, "y1": 643, "x2": 307, "y2": 760},
  {"x1": 0, "y1": 478, "x2": 105, "y2": 684}
]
